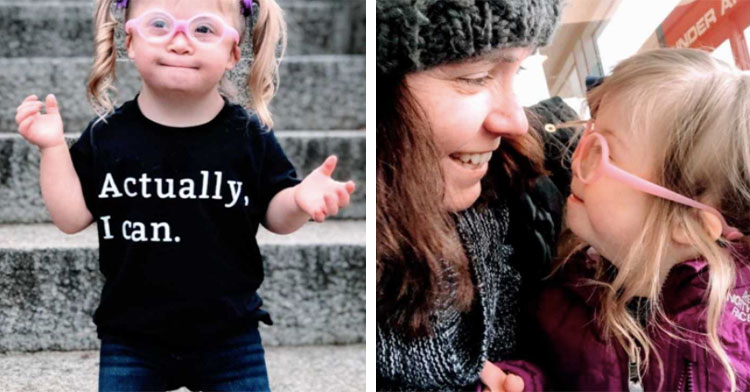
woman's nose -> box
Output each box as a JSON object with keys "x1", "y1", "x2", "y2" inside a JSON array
[{"x1": 483, "y1": 88, "x2": 529, "y2": 136}]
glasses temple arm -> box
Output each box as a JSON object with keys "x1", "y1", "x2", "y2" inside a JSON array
[{"x1": 604, "y1": 164, "x2": 742, "y2": 239}]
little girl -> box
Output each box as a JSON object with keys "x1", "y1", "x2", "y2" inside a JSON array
[
  {"x1": 14, "y1": 0, "x2": 355, "y2": 390},
  {"x1": 537, "y1": 48, "x2": 750, "y2": 391}
]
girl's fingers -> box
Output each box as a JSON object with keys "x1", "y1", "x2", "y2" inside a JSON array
[
  {"x1": 324, "y1": 193, "x2": 338, "y2": 216},
  {"x1": 22, "y1": 95, "x2": 39, "y2": 104},
  {"x1": 315, "y1": 208, "x2": 326, "y2": 222},
  {"x1": 16, "y1": 100, "x2": 42, "y2": 117},
  {"x1": 45, "y1": 94, "x2": 59, "y2": 115},
  {"x1": 336, "y1": 186, "x2": 350, "y2": 208},
  {"x1": 15, "y1": 102, "x2": 42, "y2": 124},
  {"x1": 480, "y1": 362, "x2": 506, "y2": 392},
  {"x1": 18, "y1": 115, "x2": 37, "y2": 137},
  {"x1": 17, "y1": 100, "x2": 42, "y2": 112},
  {"x1": 16, "y1": 107, "x2": 40, "y2": 129},
  {"x1": 317, "y1": 155, "x2": 338, "y2": 177},
  {"x1": 503, "y1": 375, "x2": 524, "y2": 392},
  {"x1": 345, "y1": 181, "x2": 355, "y2": 194}
]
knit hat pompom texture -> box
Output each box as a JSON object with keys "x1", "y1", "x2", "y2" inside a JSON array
[{"x1": 377, "y1": 0, "x2": 562, "y2": 75}]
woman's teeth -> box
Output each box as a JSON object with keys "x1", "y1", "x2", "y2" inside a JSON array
[{"x1": 451, "y1": 151, "x2": 493, "y2": 168}]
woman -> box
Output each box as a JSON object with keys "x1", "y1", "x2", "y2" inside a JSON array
[{"x1": 376, "y1": 0, "x2": 571, "y2": 390}]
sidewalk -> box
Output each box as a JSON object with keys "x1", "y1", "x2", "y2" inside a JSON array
[{"x1": 0, "y1": 344, "x2": 364, "y2": 391}]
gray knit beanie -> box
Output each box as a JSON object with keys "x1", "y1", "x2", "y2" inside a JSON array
[{"x1": 377, "y1": 0, "x2": 562, "y2": 76}]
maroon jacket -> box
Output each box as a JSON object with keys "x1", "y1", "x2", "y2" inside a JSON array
[{"x1": 531, "y1": 248, "x2": 750, "y2": 391}]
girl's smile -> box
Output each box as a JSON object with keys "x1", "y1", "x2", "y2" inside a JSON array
[
  {"x1": 159, "y1": 60, "x2": 199, "y2": 69},
  {"x1": 568, "y1": 193, "x2": 584, "y2": 204}
]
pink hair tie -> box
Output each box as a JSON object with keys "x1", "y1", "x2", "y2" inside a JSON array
[{"x1": 115, "y1": 0, "x2": 128, "y2": 9}]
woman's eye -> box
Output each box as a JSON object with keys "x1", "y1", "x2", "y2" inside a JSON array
[{"x1": 457, "y1": 75, "x2": 493, "y2": 86}]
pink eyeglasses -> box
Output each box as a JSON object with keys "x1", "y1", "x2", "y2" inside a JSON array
[
  {"x1": 569, "y1": 119, "x2": 743, "y2": 241},
  {"x1": 125, "y1": 9, "x2": 240, "y2": 45}
]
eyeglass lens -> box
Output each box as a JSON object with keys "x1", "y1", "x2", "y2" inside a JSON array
[
  {"x1": 140, "y1": 12, "x2": 226, "y2": 43},
  {"x1": 577, "y1": 135, "x2": 603, "y2": 182}
]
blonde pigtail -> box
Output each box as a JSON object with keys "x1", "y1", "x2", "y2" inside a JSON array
[
  {"x1": 247, "y1": 0, "x2": 286, "y2": 128},
  {"x1": 87, "y1": 0, "x2": 120, "y2": 123}
]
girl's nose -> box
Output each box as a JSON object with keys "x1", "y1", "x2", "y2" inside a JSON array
[
  {"x1": 483, "y1": 88, "x2": 529, "y2": 136},
  {"x1": 167, "y1": 29, "x2": 193, "y2": 54}
]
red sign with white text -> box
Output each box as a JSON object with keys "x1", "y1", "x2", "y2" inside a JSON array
[{"x1": 659, "y1": 0, "x2": 750, "y2": 68}]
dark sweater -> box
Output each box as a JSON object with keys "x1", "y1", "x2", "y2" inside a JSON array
[{"x1": 376, "y1": 202, "x2": 520, "y2": 391}]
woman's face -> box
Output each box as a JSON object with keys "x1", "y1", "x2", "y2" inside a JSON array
[{"x1": 405, "y1": 47, "x2": 532, "y2": 211}]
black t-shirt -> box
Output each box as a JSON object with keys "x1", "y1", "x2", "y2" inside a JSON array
[{"x1": 69, "y1": 95, "x2": 301, "y2": 348}]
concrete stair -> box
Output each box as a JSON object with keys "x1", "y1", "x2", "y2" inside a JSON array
[
  {"x1": 0, "y1": 131, "x2": 365, "y2": 222},
  {"x1": 0, "y1": 344, "x2": 365, "y2": 391},
  {"x1": 0, "y1": 220, "x2": 364, "y2": 351},
  {"x1": 0, "y1": 0, "x2": 365, "y2": 387},
  {"x1": 0, "y1": 0, "x2": 366, "y2": 131},
  {"x1": 0, "y1": 2, "x2": 365, "y2": 57},
  {"x1": 0, "y1": 56, "x2": 366, "y2": 132}
]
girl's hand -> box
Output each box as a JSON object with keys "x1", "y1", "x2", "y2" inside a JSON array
[
  {"x1": 479, "y1": 361, "x2": 524, "y2": 392},
  {"x1": 294, "y1": 155, "x2": 356, "y2": 222},
  {"x1": 16, "y1": 94, "x2": 65, "y2": 150}
]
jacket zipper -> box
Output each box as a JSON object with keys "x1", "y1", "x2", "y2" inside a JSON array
[
  {"x1": 677, "y1": 359, "x2": 695, "y2": 392},
  {"x1": 685, "y1": 360, "x2": 695, "y2": 392},
  {"x1": 628, "y1": 346, "x2": 644, "y2": 392}
]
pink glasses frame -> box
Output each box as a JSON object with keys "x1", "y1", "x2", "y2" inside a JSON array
[
  {"x1": 125, "y1": 9, "x2": 240, "y2": 45},
  {"x1": 571, "y1": 120, "x2": 743, "y2": 240}
]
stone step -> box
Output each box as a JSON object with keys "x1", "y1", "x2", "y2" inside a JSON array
[
  {"x1": 0, "y1": 220, "x2": 365, "y2": 351},
  {"x1": 0, "y1": 2, "x2": 364, "y2": 57},
  {"x1": 0, "y1": 56, "x2": 365, "y2": 131},
  {"x1": 0, "y1": 344, "x2": 365, "y2": 391},
  {"x1": 0, "y1": 131, "x2": 365, "y2": 223}
]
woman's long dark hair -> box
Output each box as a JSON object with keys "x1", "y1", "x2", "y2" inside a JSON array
[
  {"x1": 376, "y1": 72, "x2": 473, "y2": 336},
  {"x1": 376, "y1": 72, "x2": 547, "y2": 336}
]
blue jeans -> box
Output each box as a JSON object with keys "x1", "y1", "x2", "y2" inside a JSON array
[{"x1": 98, "y1": 327, "x2": 270, "y2": 391}]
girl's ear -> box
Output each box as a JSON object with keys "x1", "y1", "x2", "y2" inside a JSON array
[
  {"x1": 672, "y1": 210, "x2": 723, "y2": 245},
  {"x1": 125, "y1": 34, "x2": 135, "y2": 60},
  {"x1": 226, "y1": 44, "x2": 241, "y2": 71}
]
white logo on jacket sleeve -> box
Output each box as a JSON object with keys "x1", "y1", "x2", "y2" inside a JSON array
[{"x1": 728, "y1": 290, "x2": 750, "y2": 322}]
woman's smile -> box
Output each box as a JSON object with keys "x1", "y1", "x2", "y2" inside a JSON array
[
  {"x1": 447, "y1": 156, "x2": 488, "y2": 179},
  {"x1": 449, "y1": 151, "x2": 493, "y2": 168}
]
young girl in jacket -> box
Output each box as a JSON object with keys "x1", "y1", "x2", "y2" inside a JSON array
[
  {"x1": 538, "y1": 48, "x2": 750, "y2": 391},
  {"x1": 14, "y1": 0, "x2": 354, "y2": 390}
]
